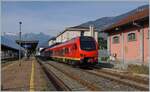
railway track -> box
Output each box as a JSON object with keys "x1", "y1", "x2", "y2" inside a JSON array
[
  {"x1": 54, "y1": 61, "x2": 149, "y2": 91},
  {"x1": 96, "y1": 68, "x2": 148, "y2": 84},
  {"x1": 37, "y1": 59, "x2": 71, "y2": 91},
  {"x1": 46, "y1": 62, "x2": 102, "y2": 91},
  {"x1": 37, "y1": 58, "x2": 101, "y2": 91},
  {"x1": 37, "y1": 59, "x2": 149, "y2": 91},
  {"x1": 84, "y1": 69, "x2": 149, "y2": 91}
]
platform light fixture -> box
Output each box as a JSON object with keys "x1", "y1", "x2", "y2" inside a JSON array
[{"x1": 19, "y1": 21, "x2": 22, "y2": 66}]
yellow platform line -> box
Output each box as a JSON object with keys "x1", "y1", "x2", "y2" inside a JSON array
[{"x1": 30, "y1": 60, "x2": 35, "y2": 91}]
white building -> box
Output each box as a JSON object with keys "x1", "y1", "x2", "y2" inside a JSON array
[
  {"x1": 48, "y1": 37, "x2": 56, "y2": 46},
  {"x1": 48, "y1": 25, "x2": 98, "y2": 46}
]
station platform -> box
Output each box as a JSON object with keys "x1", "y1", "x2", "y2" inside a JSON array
[{"x1": 1, "y1": 57, "x2": 52, "y2": 91}]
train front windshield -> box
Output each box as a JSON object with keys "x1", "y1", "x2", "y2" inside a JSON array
[{"x1": 80, "y1": 36, "x2": 96, "y2": 51}]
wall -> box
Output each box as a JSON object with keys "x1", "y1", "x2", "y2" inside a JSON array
[
  {"x1": 123, "y1": 27, "x2": 141, "y2": 64},
  {"x1": 109, "y1": 25, "x2": 149, "y2": 65},
  {"x1": 143, "y1": 24, "x2": 149, "y2": 64},
  {"x1": 109, "y1": 32, "x2": 122, "y2": 60}
]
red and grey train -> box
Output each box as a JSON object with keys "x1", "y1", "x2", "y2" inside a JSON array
[{"x1": 42, "y1": 36, "x2": 99, "y2": 66}]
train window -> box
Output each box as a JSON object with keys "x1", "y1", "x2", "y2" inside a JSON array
[
  {"x1": 59, "y1": 50, "x2": 61, "y2": 55},
  {"x1": 60, "y1": 49, "x2": 63, "y2": 56},
  {"x1": 113, "y1": 36, "x2": 119, "y2": 43},
  {"x1": 51, "y1": 51, "x2": 53, "y2": 55},
  {"x1": 65, "y1": 48, "x2": 69, "y2": 54},
  {"x1": 74, "y1": 44, "x2": 77, "y2": 50},
  {"x1": 55, "y1": 50, "x2": 57, "y2": 55},
  {"x1": 80, "y1": 37, "x2": 96, "y2": 51},
  {"x1": 54, "y1": 51, "x2": 56, "y2": 55},
  {"x1": 64, "y1": 48, "x2": 66, "y2": 54},
  {"x1": 62, "y1": 49, "x2": 63, "y2": 55},
  {"x1": 128, "y1": 33, "x2": 136, "y2": 41},
  {"x1": 58, "y1": 50, "x2": 60, "y2": 55},
  {"x1": 55, "y1": 51, "x2": 56, "y2": 55},
  {"x1": 49, "y1": 51, "x2": 52, "y2": 55},
  {"x1": 63, "y1": 49, "x2": 65, "y2": 55}
]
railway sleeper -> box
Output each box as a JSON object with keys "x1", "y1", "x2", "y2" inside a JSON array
[
  {"x1": 86, "y1": 70, "x2": 149, "y2": 91},
  {"x1": 37, "y1": 59, "x2": 71, "y2": 91}
]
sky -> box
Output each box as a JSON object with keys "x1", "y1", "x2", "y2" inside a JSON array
[{"x1": 1, "y1": 1, "x2": 148, "y2": 36}]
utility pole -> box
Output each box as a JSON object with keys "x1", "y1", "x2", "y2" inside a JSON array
[{"x1": 19, "y1": 21, "x2": 22, "y2": 66}]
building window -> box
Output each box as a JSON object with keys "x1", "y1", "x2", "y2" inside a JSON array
[
  {"x1": 113, "y1": 36, "x2": 119, "y2": 43},
  {"x1": 81, "y1": 31, "x2": 84, "y2": 36},
  {"x1": 128, "y1": 33, "x2": 136, "y2": 41}
]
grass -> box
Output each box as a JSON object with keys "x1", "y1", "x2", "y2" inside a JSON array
[{"x1": 127, "y1": 64, "x2": 149, "y2": 75}]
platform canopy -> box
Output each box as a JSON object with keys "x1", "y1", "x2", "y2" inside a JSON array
[
  {"x1": 16, "y1": 40, "x2": 39, "y2": 55},
  {"x1": 1, "y1": 36, "x2": 25, "y2": 51}
]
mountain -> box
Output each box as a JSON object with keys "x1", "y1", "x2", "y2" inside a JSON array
[
  {"x1": 22, "y1": 32, "x2": 50, "y2": 42},
  {"x1": 80, "y1": 17, "x2": 115, "y2": 31},
  {"x1": 79, "y1": 5, "x2": 149, "y2": 31},
  {"x1": 1, "y1": 36, "x2": 25, "y2": 51},
  {"x1": 2, "y1": 32, "x2": 51, "y2": 48}
]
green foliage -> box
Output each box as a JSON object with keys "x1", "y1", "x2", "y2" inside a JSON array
[
  {"x1": 98, "y1": 37, "x2": 107, "y2": 49},
  {"x1": 100, "y1": 57, "x2": 109, "y2": 62}
]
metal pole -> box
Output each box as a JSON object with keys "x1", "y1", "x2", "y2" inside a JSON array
[{"x1": 19, "y1": 21, "x2": 22, "y2": 66}]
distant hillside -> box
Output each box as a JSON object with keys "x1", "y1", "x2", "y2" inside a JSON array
[
  {"x1": 2, "y1": 32, "x2": 51, "y2": 48},
  {"x1": 79, "y1": 5, "x2": 149, "y2": 31}
]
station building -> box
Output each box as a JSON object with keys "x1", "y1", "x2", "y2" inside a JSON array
[
  {"x1": 48, "y1": 26, "x2": 98, "y2": 46},
  {"x1": 104, "y1": 7, "x2": 149, "y2": 65},
  {"x1": 1, "y1": 36, "x2": 25, "y2": 60}
]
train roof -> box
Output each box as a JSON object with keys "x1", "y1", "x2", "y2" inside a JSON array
[
  {"x1": 43, "y1": 42, "x2": 62, "y2": 52},
  {"x1": 49, "y1": 36, "x2": 94, "y2": 49},
  {"x1": 47, "y1": 37, "x2": 79, "y2": 50}
]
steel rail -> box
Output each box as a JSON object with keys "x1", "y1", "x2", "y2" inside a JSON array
[
  {"x1": 37, "y1": 59, "x2": 71, "y2": 91},
  {"x1": 46, "y1": 62, "x2": 102, "y2": 91},
  {"x1": 84, "y1": 70, "x2": 149, "y2": 91},
  {"x1": 96, "y1": 69, "x2": 149, "y2": 85}
]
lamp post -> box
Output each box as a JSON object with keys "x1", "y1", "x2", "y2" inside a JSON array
[{"x1": 19, "y1": 21, "x2": 22, "y2": 66}]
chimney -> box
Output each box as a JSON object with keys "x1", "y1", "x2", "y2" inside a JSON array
[{"x1": 89, "y1": 25, "x2": 95, "y2": 37}]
